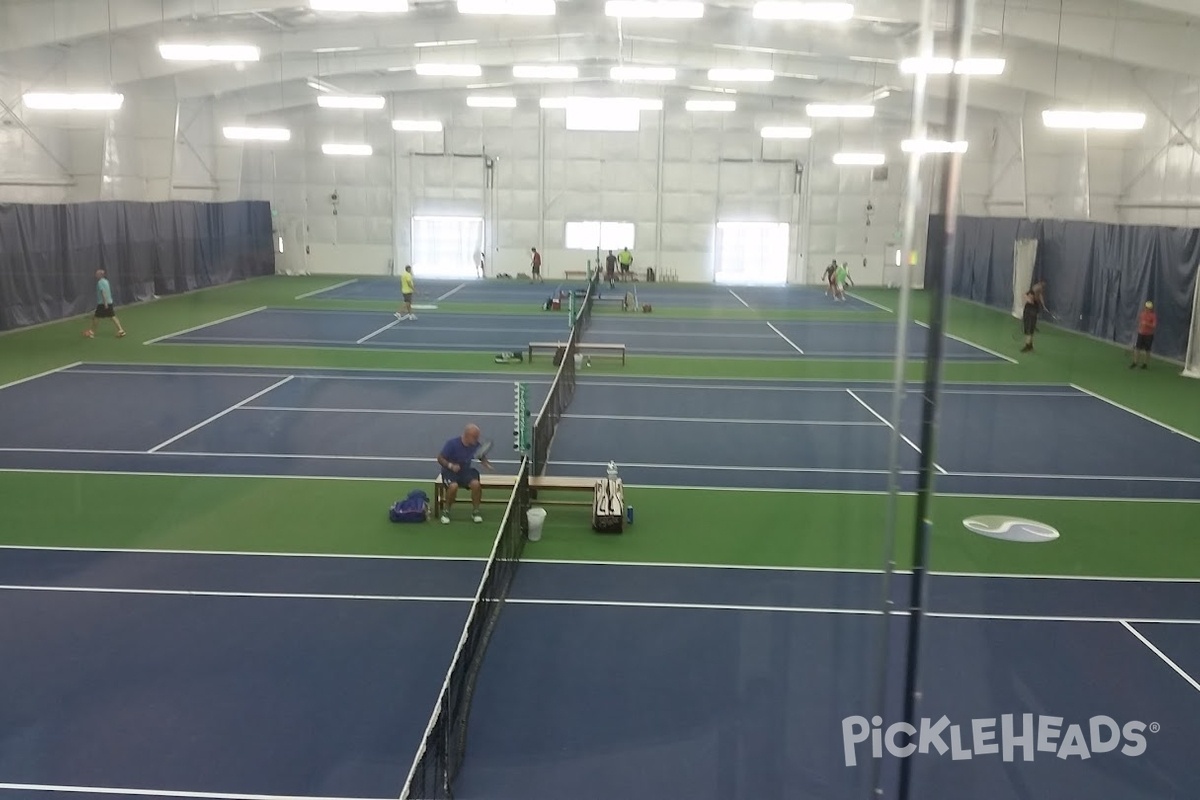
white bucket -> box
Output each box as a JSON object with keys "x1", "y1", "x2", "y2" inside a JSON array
[{"x1": 527, "y1": 506, "x2": 547, "y2": 541}]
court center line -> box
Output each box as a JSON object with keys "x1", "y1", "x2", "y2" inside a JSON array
[
  {"x1": 243, "y1": 406, "x2": 883, "y2": 427},
  {"x1": 146, "y1": 376, "x2": 295, "y2": 453},
  {"x1": 766, "y1": 322, "x2": 805, "y2": 353},
  {"x1": 355, "y1": 318, "x2": 401, "y2": 344},
  {"x1": 294, "y1": 279, "x2": 356, "y2": 300},
  {"x1": 0, "y1": 782, "x2": 390, "y2": 800},
  {"x1": 142, "y1": 306, "x2": 267, "y2": 345},
  {"x1": 1120, "y1": 621, "x2": 1200, "y2": 692},
  {"x1": 1070, "y1": 383, "x2": 1200, "y2": 446},
  {"x1": 0, "y1": 361, "x2": 82, "y2": 393},
  {"x1": 845, "y1": 389, "x2": 947, "y2": 474},
  {"x1": 727, "y1": 289, "x2": 752, "y2": 308},
  {"x1": 437, "y1": 282, "x2": 467, "y2": 301}
]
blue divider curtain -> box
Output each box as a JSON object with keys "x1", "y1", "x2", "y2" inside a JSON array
[
  {"x1": 926, "y1": 215, "x2": 1200, "y2": 361},
  {"x1": 0, "y1": 200, "x2": 275, "y2": 332}
]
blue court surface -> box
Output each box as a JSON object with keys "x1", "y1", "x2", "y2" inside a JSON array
[
  {"x1": 1, "y1": 363, "x2": 1197, "y2": 500},
  {"x1": 147, "y1": 307, "x2": 1008, "y2": 361},
  {"x1": 1, "y1": 548, "x2": 1196, "y2": 800},
  {"x1": 302, "y1": 276, "x2": 885, "y2": 312}
]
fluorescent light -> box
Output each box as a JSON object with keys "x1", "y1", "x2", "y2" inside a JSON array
[
  {"x1": 604, "y1": 1, "x2": 704, "y2": 18},
  {"x1": 752, "y1": 2, "x2": 854, "y2": 21},
  {"x1": 685, "y1": 99, "x2": 736, "y2": 111},
  {"x1": 392, "y1": 119, "x2": 443, "y2": 131},
  {"x1": 900, "y1": 57, "x2": 1006, "y2": 75},
  {"x1": 310, "y1": 0, "x2": 408, "y2": 10},
  {"x1": 158, "y1": 43, "x2": 260, "y2": 62},
  {"x1": 832, "y1": 152, "x2": 885, "y2": 166},
  {"x1": 806, "y1": 103, "x2": 874, "y2": 118},
  {"x1": 322, "y1": 143, "x2": 373, "y2": 156},
  {"x1": 414, "y1": 39, "x2": 479, "y2": 47},
  {"x1": 610, "y1": 66, "x2": 676, "y2": 81},
  {"x1": 317, "y1": 94, "x2": 386, "y2": 109},
  {"x1": 707, "y1": 68, "x2": 774, "y2": 82},
  {"x1": 313, "y1": 46, "x2": 362, "y2": 53},
  {"x1": 223, "y1": 126, "x2": 291, "y2": 141},
  {"x1": 1042, "y1": 110, "x2": 1146, "y2": 131},
  {"x1": 414, "y1": 63, "x2": 483, "y2": 77},
  {"x1": 760, "y1": 126, "x2": 812, "y2": 139},
  {"x1": 901, "y1": 138, "x2": 969, "y2": 154},
  {"x1": 956, "y1": 58, "x2": 1006, "y2": 75},
  {"x1": 456, "y1": 0, "x2": 556, "y2": 14},
  {"x1": 514, "y1": 65, "x2": 578, "y2": 79},
  {"x1": 467, "y1": 95, "x2": 518, "y2": 108},
  {"x1": 22, "y1": 92, "x2": 123, "y2": 111},
  {"x1": 900, "y1": 57, "x2": 953, "y2": 74}
]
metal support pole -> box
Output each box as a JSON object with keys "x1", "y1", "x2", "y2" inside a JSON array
[{"x1": 896, "y1": 0, "x2": 975, "y2": 798}]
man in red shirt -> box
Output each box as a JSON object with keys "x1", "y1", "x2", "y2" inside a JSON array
[{"x1": 1131, "y1": 301, "x2": 1157, "y2": 369}]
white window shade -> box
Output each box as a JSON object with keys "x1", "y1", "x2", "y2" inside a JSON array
[
  {"x1": 565, "y1": 221, "x2": 635, "y2": 250},
  {"x1": 715, "y1": 221, "x2": 789, "y2": 285},
  {"x1": 411, "y1": 216, "x2": 484, "y2": 278}
]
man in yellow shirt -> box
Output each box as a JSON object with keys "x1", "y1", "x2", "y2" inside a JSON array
[{"x1": 396, "y1": 265, "x2": 416, "y2": 320}]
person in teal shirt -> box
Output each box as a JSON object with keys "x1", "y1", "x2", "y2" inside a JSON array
[{"x1": 84, "y1": 269, "x2": 126, "y2": 338}]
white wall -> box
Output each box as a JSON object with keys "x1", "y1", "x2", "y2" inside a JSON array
[{"x1": 233, "y1": 91, "x2": 937, "y2": 286}]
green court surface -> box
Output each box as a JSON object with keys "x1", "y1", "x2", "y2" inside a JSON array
[{"x1": 2, "y1": 273, "x2": 1198, "y2": 581}]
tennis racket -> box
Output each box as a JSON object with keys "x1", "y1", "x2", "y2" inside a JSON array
[{"x1": 476, "y1": 439, "x2": 493, "y2": 460}]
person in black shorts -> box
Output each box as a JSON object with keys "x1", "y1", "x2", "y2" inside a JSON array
[
  {"x1": 530, "y1": 247, "x2": 543, "y2": 283},
  {"x1": 605, "y1": 250, "x2": 617, "y2": 288},
  {"x1": 436, "y1": 423, "x2": 494, "y2": 524},
  {"x1": 1020, "y1": 285, "x2": 1043, "y2": 352}
]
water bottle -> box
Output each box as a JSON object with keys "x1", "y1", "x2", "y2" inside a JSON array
[{"x1": 607, "y1": 461, "x2": 618, "y2": 481}]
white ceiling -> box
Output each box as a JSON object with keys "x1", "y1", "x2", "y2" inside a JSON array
[{"x1": 2, "y1": 0, "x2": 1199, "y2": 124}]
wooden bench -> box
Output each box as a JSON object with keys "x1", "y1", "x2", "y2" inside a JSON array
[
  {"x1": 432, "y1": 472, "x2": 599, "y2": 517},
  {"x1": 527, "y1": 341, "x2": 627, "y2": 364}
]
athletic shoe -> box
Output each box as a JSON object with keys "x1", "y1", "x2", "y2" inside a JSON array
[
  {"x1": 472, "y1": 511, "x2": 483, "y2": 523},
  {"x1": 440, "y1": 513, "x2": 450, "y2": 524}
]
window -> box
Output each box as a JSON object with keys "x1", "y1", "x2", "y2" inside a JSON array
[
  {"x1": 565, "y1": 221, "x2": 635, "y2": 251},
  {"x1": 565, "y1": 99, "x2": 640, "y2": 132},
  {"x1": 714, "y1": 221, "x2": 789, "y2": 285},
  {"x1": 411, "y1": 215, "x2": 483, "y2": 279}
]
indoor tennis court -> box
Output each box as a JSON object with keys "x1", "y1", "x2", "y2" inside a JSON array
[{"x1": 2, "y1": 2, "x2": 1200, "y2": 799}]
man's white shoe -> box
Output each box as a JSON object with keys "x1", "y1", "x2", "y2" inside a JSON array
[{"x1": 440, "y1": 513, "x2": 450, "y2": 524}]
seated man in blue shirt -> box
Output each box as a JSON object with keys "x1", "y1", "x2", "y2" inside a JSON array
[{"x1": 437, "y1": 423, "x2": 493, "y2": 524}]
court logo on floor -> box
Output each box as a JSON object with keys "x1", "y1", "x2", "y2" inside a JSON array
[{"x1": 963, "y1": 515, "x2": 1059, "y2": 542}]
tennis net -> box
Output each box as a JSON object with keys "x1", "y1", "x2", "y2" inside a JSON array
[
  {"x1": 399, "y1": 458, "x2": 532, "y2": 799},
  {"x1": 531, "y1": 269, "x2": 599, "y2": 475}
]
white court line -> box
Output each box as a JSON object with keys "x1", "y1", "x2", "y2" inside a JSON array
[
  {"x1": 142, "y1": 306, "x2": 267, "y2": 345},
  {"x1": 437, "y1": 282, "x2": 467, "y2": 301},
  {"x1": 846, "y1": 389, "x2": 947, "y2": 474},
  {"x1": 1071, "y1": 383, "x2": 1200, "y2": 446},
  {"x1": 1120, "y1": 621, "x2": 1200, "y2": 692},
  {"x1": 7, "y1": 545, "x2": 1200, "y2": 584},
  {"x1": 0, "y1": 545, "x2": 486, "y2": 562},
  {"x1": 244, "y1": 406, "x2": 882, "y2": 427},
  {"x1": 4, "y1": 583, "x2": 1198, "y2": 625},
  {"x1": 766, "y1": 322, "x2": 805, "y2": 353},
  {"x1": 846, "y1": 292, "x2": 893, "y2": 312},
  {"x1": 146, "y1": 377, "x2": 295, "y2": 453},
  {"x1": 727, "y1": 289, "x2": 752, "y2": 308},
  {"x1": 294, "y1": 279, "x2": 356, "y2": 300},
  {"x1": 0, "y1": 785, "x2": 389, "y2": 800},
  {"x1": 0, "y1": 362, "x2": 81, "y2": 393},
  {"x1": 913, "y1": 320, "x2": 1018, "y2": 364},
  {"x1": 0, "y1": 584, "x2": 469, "y2": 603},
  {"x1": 946, "y1": 470, "x2": 1200, "y2": 484},
  {"x1": 0, "y1": 446, "x2": 521, "y2": 466},
  {"x1": 355, "y1": 318, "x2": 401, "y2": 344},
  {"x1": 68, "y1": 366, "x2": 555, "y2": 386}
]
